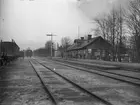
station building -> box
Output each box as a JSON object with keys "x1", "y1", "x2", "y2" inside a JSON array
[{"x1": 67, "y1": 35, "x2": 112, "y2": 60}]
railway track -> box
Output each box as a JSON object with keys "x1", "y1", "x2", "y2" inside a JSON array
[
  {"x1": 65, "y1": 58, "x2": 140, "y2": 72},
  {"x1": 38, "y1": 58, "x2": 140, "y2": 87},
  {"x1": 53, "y1": 58, "x2": 140, "y2": 73},
  {"x1": 0, "y1": 66, "x2": 4, "y2": 70},
  {"x1": 29, "y1": 60, "x2": 57, "y2": 105},
  {"x1": 30, "y1": 59, "x2": 113, "y2": 105},
  {"x1": 72, "y1": 59, "x2": 140, "y2": 73},
  {"x1": 120, "y1": 69, "x2": 140, "y2": 73},
  {"x1": 59, "y1": 60, "x2": 140, "y2": 80}
]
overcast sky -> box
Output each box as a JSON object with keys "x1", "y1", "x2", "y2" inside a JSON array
[{"x1": 0, "y1": 0, "x2": 127, "y2": 50}]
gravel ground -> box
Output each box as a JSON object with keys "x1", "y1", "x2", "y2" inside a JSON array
[
  {"x1": 52, "y1": 57, "x2": 140, "y2": 70},
  {"x1": 39, "y1": 59, "x2": 140, "y2": 105},
  {"x1": 105, "y1": 70, "x2": 140, "y2": 79},
  {"x1": 31, "y1": 61, "x2": 106, "y2": 105},
  {"x1": 57, "y1": 69, "x2": 140, "y2": 105},
  {"x1": 0, "y1": 58, "x2": 51, "y2": 105}
]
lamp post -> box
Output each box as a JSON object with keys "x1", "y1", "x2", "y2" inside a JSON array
[{"x1": 46, "y1": 34, "x2": 56, "y2": 58}]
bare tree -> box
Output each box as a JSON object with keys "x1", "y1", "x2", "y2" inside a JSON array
[
  {"x1": 94, "y1": 27, "x2": 102, "y2": 37},
  {"x1": 60, "y1": 37, "x2": 72, "y2": 58},
  {"x1": 45, "y1": 40, "x2": 51, "y2": 49},
  {"x1": 61, "y1": 37, "x2": 72, "y2": 49},
  {"x1": 95, "y1": 8, "x2": 118, "y2": 61},
  {"x1": 114, "y1": 6, "x2": 127, "y2": 62},
  {"x1": 125, "y1": 0, "x2": 140, "y2": 62},
  {"x1": 94, "y1": 4, "x2": 128, "y2": 62},
  {"x1": 94, "y1": 15, "x2": 108, "y2": 40}
]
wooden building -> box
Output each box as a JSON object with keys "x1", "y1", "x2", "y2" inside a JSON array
[
  {"x1": 67, "y1": 35, "x2": 112, "y2": 60},
  {"x1": 0, "y1": 40, "x2": 20, "y2": 56}
]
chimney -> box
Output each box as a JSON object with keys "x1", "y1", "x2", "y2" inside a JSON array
[
  {"x1": 88, "y1": 35, "x2": 92, "y2": 40},
  {"x1": 81, "y1": 37, "x2": 84, "y2": 40}
]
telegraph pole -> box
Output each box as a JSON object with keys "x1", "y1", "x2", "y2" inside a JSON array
[
  {"x1": 0, "y1": 0, "x2": 4, "y2": 54},
  {"x1": 46, "y1": 34, "x2": 56, "y2": 58},
  {"x1": 78, "y1": 26, "x2": 80, "y2": 39}
]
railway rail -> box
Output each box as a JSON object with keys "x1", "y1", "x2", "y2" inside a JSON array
[
  {"x1": 30, "y1": 59, "x2": 113, "y2": 105},
  {"x1": 120, "y1": 69, "x2": 140, "y2": 73},
  {"x1": 38, "y1": 58, "x2": 140, "y2": 87},
  {"x1": 30, "y1": 60, "x2": 57, "y2": 105},
  {"x1": 54, "y1": 58, "x2": 140, "y2": 73},
  {"x1": 57, "y1": 59, "x2": 140, "y2": 80},
  {"x1": 72, "y1": 59, "x2": 140, "y2": 73}
]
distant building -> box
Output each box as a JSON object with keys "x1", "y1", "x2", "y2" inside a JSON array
[
  {"x1": 0, "y1": 41, "x2": 20, "y2": 56},
  {"x1": 67, "y1": 35, "x2": 112, "y2": 60},
  {"x1": 57, "y1": 46, "x2": 65, "y2": 58},
  {"x1": 54, "y1": 50, "x2": 61, "y2": 57}
]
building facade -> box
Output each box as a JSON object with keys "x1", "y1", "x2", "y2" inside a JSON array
[{"x1": 67, "y1": 35, "x2": 112, "y2": 60}]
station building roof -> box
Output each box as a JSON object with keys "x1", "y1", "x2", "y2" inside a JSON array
[{"x1": 67, "y1": 36, "x2": 112, "y2": 51}]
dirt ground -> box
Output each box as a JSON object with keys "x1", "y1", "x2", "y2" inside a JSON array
[{"x1": 0, "y1": 58, "x2": 50, "y2": 105}]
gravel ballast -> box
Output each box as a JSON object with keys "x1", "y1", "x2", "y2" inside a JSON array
[
  {"x1": 39, "y1": 59, "x2": 140, "y2": 105},
  {"x1": 0, "y1": 58, "x2": 51, "y2": 105}
]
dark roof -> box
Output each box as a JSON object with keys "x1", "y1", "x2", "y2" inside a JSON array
[
  {"x1": 67, "y1": 36, "x2": 111, "y2": 51},
  {"x1": 80, "y1": 36, "x2": 100, "y2": 49},
  {"x1": 67, "y1": 44, "x2": 77, "y2": 50}
]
